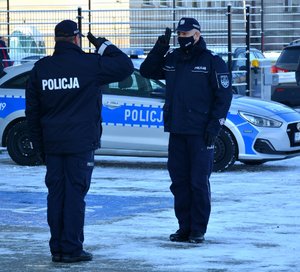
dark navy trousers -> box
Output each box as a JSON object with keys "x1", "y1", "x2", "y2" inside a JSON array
[
  {"x1": 167, "y1": 133, "x2": 214, "y2": 235},
  {"x1": 45, "y1": 150, "x2": 94, "y2": 256}
]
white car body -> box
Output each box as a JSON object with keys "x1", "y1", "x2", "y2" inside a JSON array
[{"x1": 1, "y1": 59, "x2": 300, "y2": 171}]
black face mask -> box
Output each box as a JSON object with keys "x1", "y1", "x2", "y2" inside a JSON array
[{"x1": 178, "y1": 35, "x2": 195, "y2": 50}]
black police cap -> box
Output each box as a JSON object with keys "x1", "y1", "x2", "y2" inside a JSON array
[{"x1": 55, "y1": 20, "x2": 84, "y2": 37}]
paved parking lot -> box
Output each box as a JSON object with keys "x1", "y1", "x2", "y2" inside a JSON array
[{"x1": 0, "y1": 151, "x2": 299, "y2": 272}]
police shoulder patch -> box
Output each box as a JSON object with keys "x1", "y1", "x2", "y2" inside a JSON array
[
  {"x1": 217, "y1": 73, "x2": 230, "y2": 89},
  {"x1": 220, "y1": 75, "x2": 230, "y2": 88}
]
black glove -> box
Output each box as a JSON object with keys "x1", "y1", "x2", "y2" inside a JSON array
[
  {"x1": 204, "y1": 131, "x2": 217, "y2": 148},
  {"x1": 87, "y1": 32, "x2": 108, "y2": 51},
  {"x1": 157, "y1": 27, "x2": 171, "y2": 46}
]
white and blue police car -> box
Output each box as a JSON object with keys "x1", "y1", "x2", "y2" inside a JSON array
[{"x1": 1, "y1": 59, "x2": 300, "y2": 171}]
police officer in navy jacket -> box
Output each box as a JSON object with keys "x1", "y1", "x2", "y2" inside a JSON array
[
  {"x1": 140, "y1": 17, "x2": 232, "y2": 243},
  {"x1": 26, "y1": 20, "x2": 133, "y2": 262}
]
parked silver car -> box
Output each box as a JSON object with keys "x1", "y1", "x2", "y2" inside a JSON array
[{"x1": 1, "y1": 59, "x2": 300, "y2": 171}]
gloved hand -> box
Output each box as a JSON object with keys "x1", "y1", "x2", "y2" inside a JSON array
[
  {"x1": 204, "y1": 131, "x2": 217, "y2": 148},
  {"x1": 157, "y1": 27, "x2": 171, "y2": 46},
  {"x1": 87, "y1": 32, "x2": 108, "y2": 51}
]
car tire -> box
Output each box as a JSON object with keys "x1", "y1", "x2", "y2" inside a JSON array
[
  {"x1": 6, "y1": 121, "x2": 40, "y2": 166},
  {"x1": 213, "y1": 128, "x2": 237, "y2": 172}
]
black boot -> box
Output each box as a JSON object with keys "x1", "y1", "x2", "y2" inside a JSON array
[
  {"x1": 61, "y1": 250, "x2": 93, "y2": 263},
  {"x1": 51, "y1": 254, "x2": 61, "y2": 262},
  {"x1": 169, "y1": 229, "x2": 189, "y2": 242},
  {"x1": 189, "y1": 232, "x2": 205, "y2": 244}
]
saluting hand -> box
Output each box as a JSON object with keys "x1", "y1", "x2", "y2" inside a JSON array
[
  {"x1": 87, "y1": 32, "x2": 108, "y2": 51},
  {"x1": 157, "y1": 27, "x2": 171, "y2": 46}
]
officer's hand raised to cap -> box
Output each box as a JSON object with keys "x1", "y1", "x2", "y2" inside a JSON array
[
  {"x1": 157, "y1": 27, "x2": 171, "y2": 46},
  {"x1": 87, "y1": 32, "x2": 108, "y2": 50}
]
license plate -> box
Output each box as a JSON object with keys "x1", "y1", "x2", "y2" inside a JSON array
[{"x1": 295, "y1": 132, "x2": 300, "y2": 143}]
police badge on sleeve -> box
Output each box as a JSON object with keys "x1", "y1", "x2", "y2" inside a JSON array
[{"x1": 217, "y1": 73, "x2": 230, "y2": 89}]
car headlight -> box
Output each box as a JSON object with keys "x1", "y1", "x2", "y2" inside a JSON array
[{"x1": 239, "y1": 111, "x2": 283, "y2": 127}]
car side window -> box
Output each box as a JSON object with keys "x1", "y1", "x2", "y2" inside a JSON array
[
  {"x1": 234, "y1": 52, "x2": 246, "y2": 70},
  {"x1": 102, "y1": 70, "x2": 164, "y2": 98},
  {"x1": 0, "y1": 72, "x2": 30, "y2": 89},
  {"x1": 254, "y1": 51, "x2": 265, "y2": 59},
  {"x1": 234, "y1": 51, "x2": 258, "y2": 71}
]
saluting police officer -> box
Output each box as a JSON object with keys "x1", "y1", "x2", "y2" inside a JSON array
[
  {"x1": 140, "y1": 18, "x2": 232, "y2": 243},
  {"x1": 25, "y1": 20, "x2": 133, "y2": 262}
]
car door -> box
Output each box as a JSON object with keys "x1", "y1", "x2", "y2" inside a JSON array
[{"x1": 100, "y1": 69, "x2": 168, "y2": 156}]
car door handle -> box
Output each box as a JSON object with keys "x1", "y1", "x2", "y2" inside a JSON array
[{"x1": 104, "y1": 101, "x2": 121, "y2": 109}]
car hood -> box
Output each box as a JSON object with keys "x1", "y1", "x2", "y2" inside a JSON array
[{"x1": 231, "y1": 95, "x2": 300, "y2": 121}]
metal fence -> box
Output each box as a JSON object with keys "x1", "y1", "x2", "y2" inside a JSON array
[
  {"x1": 0, "y1": 5, "x2": 249, "y2": 61},
  {"x1": 0, "y1": 1, "x2": 298, "y2": 64}
]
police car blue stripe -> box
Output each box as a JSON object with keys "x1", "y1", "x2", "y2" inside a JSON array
[
  {"x1": 227, "y1": 112, "x2": 258, "y2": 155},
  {"x1": 0, "y1": 97, "x2": 25, "y2": 118}
]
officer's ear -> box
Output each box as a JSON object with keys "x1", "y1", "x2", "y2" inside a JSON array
[
  {"x1": 74, "y1": 34, "x2": 81, "y2": 47},
  {"x1": 194, "y1": 30, "x2": 201, "y2": 43}
]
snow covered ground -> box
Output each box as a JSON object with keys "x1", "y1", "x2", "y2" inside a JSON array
[{"x1": 0, "y1": 151, "x2": 299, "y2": 272}]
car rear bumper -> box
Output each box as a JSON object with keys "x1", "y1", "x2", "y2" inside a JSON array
[{"x1": 272, "y1": 83, "x2": 300, "y2": 107}]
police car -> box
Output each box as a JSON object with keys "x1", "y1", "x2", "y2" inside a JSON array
[{"x1": 1, "y1": 59, "x2": 300, "y2": 171}]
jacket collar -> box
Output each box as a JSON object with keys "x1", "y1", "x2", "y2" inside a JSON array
[{"x1": 53, "y1": 41, "x2": 84, "y2": 55}]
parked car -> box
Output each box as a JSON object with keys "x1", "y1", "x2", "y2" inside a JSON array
[
  {"x1": 271, "y1": 72, "x2": 300, "y2": 107},
  {"x1": 1, "y1": 59, "x2": 300, "y2": 171},
  {"x1": 271, "y1": 39, "x2": 300, "y2": 107},
  {"x1": 9, "y1": 25, "x2": 46, "y2": 65},
  {"x1": 271, "y1": 39, "x2": 300, "y2": 73}
]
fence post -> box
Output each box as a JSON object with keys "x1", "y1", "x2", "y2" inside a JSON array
[
  {"x1": 88, "y1": 0, "x2": 91, "y2": 52},
  {"x1": 77, "y1": 7, "x2": 83, "y2": 47},
  {"x1": 6, "y1": 0, "x2": 10, "y2": 47},
  {"x1": 227, "y1": 4, "x2": 232, "y2": 73},
  {"x1": 260, "y1": 0, "x2": 264, "y2": 52},
  {"x1": 245, "y1": 5, "x2": 251, "y2": 96},
  {"x1": 172, "y1": 0, "x2": 176, "y2": 47}
]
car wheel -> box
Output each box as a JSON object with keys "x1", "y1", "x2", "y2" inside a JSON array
[
  {"x1": 6, "y1": 121, "x2": 40, "y2": 166},
  {"x1": 240, "y1": 160, "x2": 264, "y2": 166},
  {"x1": 213, "y1": 129, "x2": 237, "y2": 172}
]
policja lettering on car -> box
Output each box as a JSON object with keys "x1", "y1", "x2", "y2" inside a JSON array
[
  {"x1": 41, "y1": 77, "x2": 80, "y2": 90},
  {"x1": 124, "y1": 108, "x2": 163, "y2": 123}
]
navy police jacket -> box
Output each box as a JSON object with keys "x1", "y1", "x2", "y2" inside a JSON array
[
  {"x1": 26, "y1": 41, "x2": 133, "y2": 154},
  {"x1": 140, "y1": 37, "x2": 232, "y2": 136}
]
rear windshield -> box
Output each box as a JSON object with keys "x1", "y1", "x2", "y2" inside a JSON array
[{"x1": 276, "y1": 47, "x2": 300, "y2": 71}]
